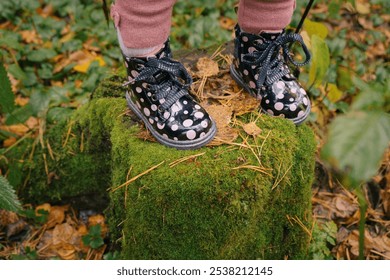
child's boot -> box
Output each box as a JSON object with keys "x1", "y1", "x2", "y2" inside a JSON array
[
  {"x1": 122, "y1": 40, "x2": 216, "y2": 149},
  {"x1": 231, "y1": 25, "x2": 311, "y2": 124}
]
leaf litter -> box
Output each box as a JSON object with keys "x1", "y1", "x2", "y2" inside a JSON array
[{"x1": 0, "y1": 204, "x2": 108, "y2": 260}]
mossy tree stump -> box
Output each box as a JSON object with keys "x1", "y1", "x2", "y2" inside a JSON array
[{"x1": 11, "y1": 73, "x2": 316, "y2": 259}]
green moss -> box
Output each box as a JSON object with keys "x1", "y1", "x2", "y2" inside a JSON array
[{"x1": 9, "y1": 76, "x2": 316, "y2": 259}]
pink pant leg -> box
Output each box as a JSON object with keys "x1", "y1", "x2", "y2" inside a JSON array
[
  {"x1": 111, "y1": 0, "x2": 176, "y2": 49},
  {"x1": 238, "y1": 0, "x2": 296, "y2": 34}
]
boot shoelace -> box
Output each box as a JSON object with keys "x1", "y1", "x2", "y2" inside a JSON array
[
  {"x1": 124, "y1": 57, "x2": 193, "y2": 113},
  {"x1": 242, "y1": 32, "x2": 311, "y2": 87}
]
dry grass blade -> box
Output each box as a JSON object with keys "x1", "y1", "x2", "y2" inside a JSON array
[
  {"x1": 272, "y1": 163, "x2": 293, "y2": 190},
  {"x1": 287, "y1": 215, "x2": 312, "y2": 238},
  {"x1": 62, "y1": 121, "x2": 74, "y2": 148},
  {"x1": 169, "y1": 152, "x2": 206, "y2": 168},
  {"x1": 109, "y1": 161, "x2": 165, "y2": 192},
  {"x1": 232, "y1": 164, "x2": 272, "y2": 176}
]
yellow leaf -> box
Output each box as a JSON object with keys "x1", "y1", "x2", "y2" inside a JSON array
[
  {"x1": 327, "y1": 83, "x2": 343, "y2": 103},
  {"x1": 356, "y1": 1, "x2": 370, "y2": 15},
  {"x1": 303, "y1": 19, "x2": 328, "y2": 39},
  {"x1": 73, "y1": 56, "x2": 105, "y2": 73}
]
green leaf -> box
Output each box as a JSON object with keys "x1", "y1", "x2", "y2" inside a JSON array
[
  {"x1": 0, "y1": 175, "x2": 22, "y2": 212},
  {"x1": 351, "y1": 77, "x2": 389, "y2": 111},
  {"x1": 82, "y1": 225, "x2": 104, "y2": 249},
  {"x1": 0, "y1": 62, "x2": 15, "y2": 114},
  {"x1": 308, "y1": 35, "x2": 330, "y2": 87},
  {"x1": 29, "y1": 90, "x2": 50, "y2": 115},
  {"x1": 321, "y1": 111, "x2": 390, "y2": 187},
  {"x1": 27, "y1": 49, "x2": 57, "y2": 62},
  {"x1": 5, "y1": 104, "x2": 34, "y2": 125},
  {"x1": 7, "y1": 64, "x2": 27, "y2": 81},
  {"x1": 47, "y1": 107, "x2": 73, "y2": 124}
]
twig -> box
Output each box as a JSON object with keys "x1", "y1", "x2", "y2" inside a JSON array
[
  {"x1": 232, "y1": 164, "x2": 272, "y2": 176},
  {"x1": 272, "y1": 163, "x2": 293, "y2": 190},
  {"x1": 169, "y1": 152, "x2": 206, "y2": 168},
  {"x1": 109, "y1": 161, "x2": 165, "y2": 192},
  {"x1": 62, "y1": 121, "x2": 74, "y2": 148}
]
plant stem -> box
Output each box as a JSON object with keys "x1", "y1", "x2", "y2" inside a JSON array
[{"x1": 355, "y1": 185, "x2": 367, "y2": 260}]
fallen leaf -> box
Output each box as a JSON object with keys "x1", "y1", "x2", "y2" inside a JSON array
[
  {"x1": 73, "y1": 56, "x2": 105, "y2": 73},
  {"x1": 20, "y1": 30, "x2": 42, "y2": 44},
  {"x1": 46, "y1": 205, "x2": 69, "y2": 229},
  {"x1": 196, "y1": 57, "x2": 219, "y2": 78},
  {"x1": 227, "y1": 92, "x2": 259, "y2": 116},
  {"x1": 35, "y1": 203, "x2": 51, "y2": 216},
  {"x1": 88, "y1": 214, "x2": 108, "y2": 236},
  {"x1": 3, "y1": 137, "x2": 17, "y2": 148},
  {"x1": 15, "y1": 96, "x2": 29, "y2": 106},
  {"x1": 202, "y1": 103, "x2": 239, "y2": 144},
  {"x1": 0, "y1": 124, "x2": 29, "y2": 136},
  {"x1": 219, "y1": 17, "x2": 235, "y2": 30},
  {"x1": 356, "y1": 1, "x2": 370, "y2": 15},
  {"x1": 6, "y1": 219, "x2": 28, "y2": 238},
  {"x1": 243, "y1": 122, "x2": 262, "y2": 137},
  {"x1": 0, "y1": 210, "x2": 19, "y2": 226}
]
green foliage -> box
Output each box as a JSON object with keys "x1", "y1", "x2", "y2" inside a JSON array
[
  {"x1": 103, "y1": 251, "x2": 120, "y2": 260},
  {"x1": 20, "y1": 207, "x2": 49, "y2": 225},
  {"x1": 322, "y1": 106, "x2": 390, "y2": 188},
  {"x1": 11, "y1": 247, "x2": 38, "y2": 260},
  {"x1": 82, "y1": 225, "x2": 104, "y2": 249},
  {"x1": 172, "y1": 0, "x2": 236, "y2": 49},
  {"x1": 0, "y1": 175, "x2": 22, "y2": 212},
  {"x1": 322, "y1": 76, "x2": 390, "y2": 188},
  {"x1": 308, "y1": 221, "x2": 337, "y2": 260},
  {"x1": 0, "y1": 62, "x2": 15, "y2": 114},
  {"x1": 0, "y1": 0, "x2": 119, "y2": 125}
]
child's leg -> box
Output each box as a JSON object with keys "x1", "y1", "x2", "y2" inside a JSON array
[
  {"x1": 238, "y1": 0, "x2": 296, "y2": 33},
  {"x1": 110, "y1": 0, "x2": 176, "y2": 56}
]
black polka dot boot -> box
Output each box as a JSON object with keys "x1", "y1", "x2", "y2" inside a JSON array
[
  {"x1": 230, "y1": 24, "x2": 311, "y2": 125},
  {"x1": 122, "y1": 40, "x2": 217, "y2": 149}
]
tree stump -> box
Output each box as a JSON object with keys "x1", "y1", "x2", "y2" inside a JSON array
[{"x1": 11, "y1": 46, "x2": 316, "y2": 259}]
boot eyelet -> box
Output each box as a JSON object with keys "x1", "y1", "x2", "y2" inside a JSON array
[{"x1": 151, "y1": 95, "x2": 157, "y2": 101}]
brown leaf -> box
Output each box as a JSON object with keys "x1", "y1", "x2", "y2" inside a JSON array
[
  {"x1": 0, "y1": 124, "x2": 29, "y2": 136},
  {"x1": 35, "y1": 203, "x2": 51, "y2": 217},
  {"x1": 228, "y1": 92, "x2": 259, "y2": 116},
  {"x1": 196, "y1": 57, "x2": 219, "y2": 78},
  {"x1": 202, "y1": 103, "x2": 239, "y2": 145},
  {"x1": 6, "y1": 220, "x2": 28, "y2": 238},
  {"x1": 3, "y1": 137, "x2": 17, "y2": 148},
  {"x1": 46, "y1": 205, "x2": 69, "y2": 229},
  {"x1": 356, "y1": 1, "x2": 370, "y2": 15},
  {"x1": 219, "y1": 17, "x2": 235, "y2": 30},
  {"x1": 0, "y1": 210, "x2": 19, "y2": 226},
  {"x1": 243, "y1": 122, "x2": 262, "y2": 137},
  {"x1": 20, "y1": 30, "x2": 42, "y2": 44},
  {"x1": 15, "y1": 96, "x2": 29, "y2": 106}
]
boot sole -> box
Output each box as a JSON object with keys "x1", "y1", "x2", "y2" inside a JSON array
[
  {"x1": 230, "y1": 64, "x2": 310, "y2": 125},
  {"x1": 126, "y1": 92, "x2": 217, "y2": 150}
]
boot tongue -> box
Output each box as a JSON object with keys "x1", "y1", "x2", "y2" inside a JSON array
[{"x1": 259, "y1": 31, "x2": 281, "y2": 41}]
